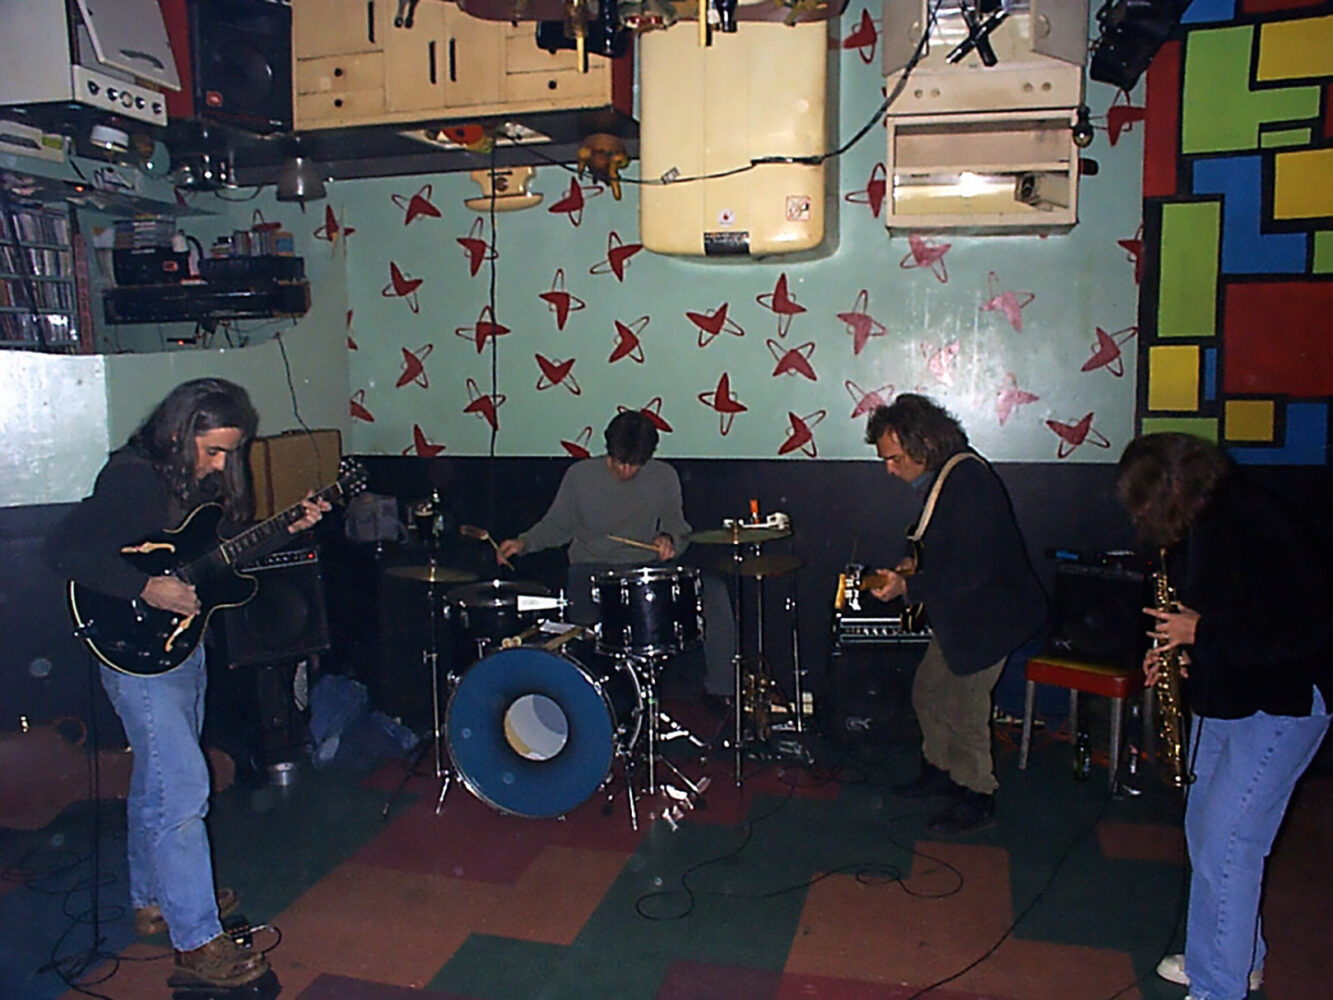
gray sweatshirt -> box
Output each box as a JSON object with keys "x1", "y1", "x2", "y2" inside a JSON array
[{"x1": 521, "y1": 456, "x2": 692, "y2": 566}]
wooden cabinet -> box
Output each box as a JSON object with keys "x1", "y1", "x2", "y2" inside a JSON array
[{"x1": 293, "y1": 0, "x2": 611, "y2": 130}]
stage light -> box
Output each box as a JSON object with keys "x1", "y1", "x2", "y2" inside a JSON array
[{"x1": 1090, "y1": 0, "x2": 1192, "y2": 92}]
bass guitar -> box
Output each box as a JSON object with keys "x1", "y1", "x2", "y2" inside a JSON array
[{"x1": 68, "y1": 457, "x2": 367, "y2": 677}]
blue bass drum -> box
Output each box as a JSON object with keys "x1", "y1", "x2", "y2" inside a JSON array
[{"x1": 444, "y1": 641, "x2": 643, "y2": 818}]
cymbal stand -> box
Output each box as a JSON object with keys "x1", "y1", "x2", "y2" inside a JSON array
[
  {"x1": 773, "y1": 585, "x2": 807, "y2": 736},
  {"x1": 381, "y1": 580, "x2": 454, "y2": 818},
  {"x1": 729, "y1": 530, "x2": 745, "y2": 785}
]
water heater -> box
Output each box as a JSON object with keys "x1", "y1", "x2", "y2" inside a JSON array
[{"x1": 639, "y1": 20, "x2": 832, "y2": 257}]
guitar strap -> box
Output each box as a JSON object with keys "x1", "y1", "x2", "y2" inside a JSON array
[{"x1": 907, "y1": 452, "x2": 984, "y2": 544}]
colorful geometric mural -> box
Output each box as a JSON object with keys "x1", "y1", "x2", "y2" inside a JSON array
[{"x1": 1138, "y1": 1, "x2": 1333, "y2": 464}]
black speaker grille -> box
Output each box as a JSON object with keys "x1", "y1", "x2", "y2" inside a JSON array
[
  {"x1": 222, "y1": 553, "x2": 329, "y2": 667},
  {"x1": 1047, "y1": 565, "x2": 1148, "y2": 669},
  {"x1": 189, "y1": 0, "x2": 292, "y2": 132}
]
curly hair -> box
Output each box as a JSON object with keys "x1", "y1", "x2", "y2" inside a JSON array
[
  {"x1": 864, "y1": 394, "x2": 969, "y2": 472},
  {"x1": 604, "y1": 410, "x2": 659, "y2": 467},
  {"x1": 1115, "y1": 432, "x2": 1231, "y2": 548},
  {"x1": 126, "y1": 378, "x2": 258, "y2": 519}
]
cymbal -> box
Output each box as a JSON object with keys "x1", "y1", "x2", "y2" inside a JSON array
[
  {"x1": 445, "y1": 579, "x2": 549, "y2": 605},
  {"x1": 689, "y1": 525, "x2": 791, "y2": 544},
  {"x1": 385, "y1": 564, "x2": 479, "y2": 584},
  {"x1": 715, "y1": 554, "x2": 804, "y2": 578}
]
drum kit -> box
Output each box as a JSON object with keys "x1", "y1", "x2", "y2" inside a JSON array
[{"x1": 382, "y1": 503, "x2": 807, "y2": 828}]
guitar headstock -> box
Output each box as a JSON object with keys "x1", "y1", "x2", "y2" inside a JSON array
[{"x1": 336, "y1": 457, "x2": 369, "y2": 502}]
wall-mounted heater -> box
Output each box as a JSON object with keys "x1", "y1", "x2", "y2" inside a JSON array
[
  {"x1": 639, "y1": 18, "x2": 833, "y2": 257},
  {"x1": 881, "y1": 0, "x2": 1087, "y2": 233}
]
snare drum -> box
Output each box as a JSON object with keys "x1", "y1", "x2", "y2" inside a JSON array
[
  {"x1": 444, "y1": 579, "x2": 550, "y2": 662},
  {"x1": 444, "y1": 640, "x2": 643, "y2": 818},
  {"x1": 591, "y1": 565, "x2": 703, "y2": 657}
]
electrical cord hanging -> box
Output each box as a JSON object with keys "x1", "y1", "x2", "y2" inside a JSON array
[{"x1": 509, "y1": 0, "x2": 942, "y2": 189}]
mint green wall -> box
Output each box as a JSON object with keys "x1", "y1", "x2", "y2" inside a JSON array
[
  {"x1": 100, "y1": 188, "x2": 351, "y2": 447},
  {"x1": 340, "y1": 35, "x2": 1142, "y2": 462},
  {"x1": 0, "y1": 155, "x2": 350, "y2": 505}
]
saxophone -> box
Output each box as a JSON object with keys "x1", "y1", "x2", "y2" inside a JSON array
[{"x1": 1152, "y1": 549, "x2": 1192, "y2": 790}]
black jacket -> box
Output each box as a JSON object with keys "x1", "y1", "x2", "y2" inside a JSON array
[
  {"x1": 1172, "y1": 474, "x2": 1332, "y2": 719},
  {"x1": 44, "y1": 449, "x2": 226, "y2": 600},
  {"x1": 904, "y1": 453, "x2": 1048, "y2": 675}
]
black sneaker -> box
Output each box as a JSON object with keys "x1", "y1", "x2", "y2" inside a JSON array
[
  {"x1": 926, "y1": 790, "x2": 996, "y2": 835},
  {"x1": 891, "y1": 761, "x2": 962, "y2": 799}
]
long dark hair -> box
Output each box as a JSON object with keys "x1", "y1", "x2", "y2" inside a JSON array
[
  {"x1": 126, "y1": 378, "x2": 258, "y2": 518},
  {"x1": 1116, "y1": 432, "x2": 1231, "y2": 548},
  {"x1": 864, "y1": 393, "x2": 969, "y2": 471}
]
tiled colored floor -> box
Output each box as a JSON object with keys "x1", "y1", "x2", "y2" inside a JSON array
[{"x1": 2, "y1": 710, "x2": 1330, "y2": 1000}]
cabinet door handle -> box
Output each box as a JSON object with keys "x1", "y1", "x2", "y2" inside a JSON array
[
  {"x1": 367, "y1": 1, "x2": 376, "y2": 44},
  {"x1": 428, "y1": 41, "x2": 437, "y2": 85},
  {"x1": 449, "y1": 38, "x2": 457, "y2": 83}
]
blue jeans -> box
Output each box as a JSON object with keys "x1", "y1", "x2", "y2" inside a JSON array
[
  {"x1": 1184, "y1": 689, "x2": 1329, "y2": 1000},
  {"x1": 100, "y1": 645, "x2": 222, "y2": 952}
]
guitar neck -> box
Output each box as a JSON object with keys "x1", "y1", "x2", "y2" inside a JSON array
[{"x1": 218, "y1": 479, "x2": 346, "y2": 567}]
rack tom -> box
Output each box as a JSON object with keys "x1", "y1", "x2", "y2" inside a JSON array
[{"x1": 591, "y1": 566, "x2": 702, "y2": 658}]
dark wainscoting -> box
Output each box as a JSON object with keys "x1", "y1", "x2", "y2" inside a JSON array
[
  {"x1": 7, "y1": 457, "x2": 1329, "y2": 741},
  {"x1": 339, "y1": 456, "x2": 1138, "y2": 728}
]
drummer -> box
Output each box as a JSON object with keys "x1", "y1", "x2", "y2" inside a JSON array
[{"x1": 496, "y1": 411, "x2": 734, "y2": 698}]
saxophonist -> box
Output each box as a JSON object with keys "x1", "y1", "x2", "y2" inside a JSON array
[{"x1": 1115, "y1": 433, "x2": 1331, "y2": 1000}]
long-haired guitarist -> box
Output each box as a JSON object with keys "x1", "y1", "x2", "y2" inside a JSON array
[
  {"x1": 863, "y1": 394, "x2": 1046, "y2": 836},
  {"x1": 44, "y1": 378, "x2": 327, "y2": 990}
]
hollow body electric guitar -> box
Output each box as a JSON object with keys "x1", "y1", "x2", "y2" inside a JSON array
[
  {"x1": 68, "y1": 458, "x2": 366, "y2": 677},
  {"x1": 835, "y1": 553, "x2": 928, "y2": 632}
]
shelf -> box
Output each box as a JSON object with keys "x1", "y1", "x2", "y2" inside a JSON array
[
  {"x1": 0, "y1": 239, "x2": 70, "y2": 251},
  {"x1": 103, "y1": 279, "x2": 311, "y2": 325}
]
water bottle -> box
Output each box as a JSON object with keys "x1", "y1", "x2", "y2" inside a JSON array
[{"x1": 1073, "y1": 719, "x2": 1092, "y2": 781}]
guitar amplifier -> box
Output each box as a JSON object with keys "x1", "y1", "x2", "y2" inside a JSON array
[
  {"x1": 221, "y1": 546, "x2": 329, "y2": 667},
  {"x1": 834, "y1": 612, "x2": 932, "y2": 646},
  {"x1": 249, "y1": 429, "x2": 341, "y2": 521}
]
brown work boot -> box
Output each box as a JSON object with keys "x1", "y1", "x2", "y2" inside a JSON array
[
  {"x1": 135, "y1": 887, "x2": 239, "y2": 937},
  {"x1": 170, "y1": 932, "x2": 269, "y2": 988}
]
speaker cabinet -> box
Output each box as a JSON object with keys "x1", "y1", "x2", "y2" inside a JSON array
[
  {"x1": 822, "y1": 640, "x2": 929, "y2": 744},
  {"x1": 222, "y1": 550, "x2": 329, "y2": 668},
  {"x1": 1047, "y1": 564, "x2": 1148, "y2": 669},
  {"x1": 162, "y1": 0, "x2": 293, "y2": 133}
]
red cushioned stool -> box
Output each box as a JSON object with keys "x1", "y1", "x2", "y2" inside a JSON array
[{"x1": 1018, "y1": 655, "x2": 1152, "y2": 790}]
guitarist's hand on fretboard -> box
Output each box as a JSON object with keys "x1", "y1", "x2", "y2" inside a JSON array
[
  {"x1": 289, "y1": 494, "x2": 332, "y2": 533},
  {"x1": 140, "y1": 575, "x2": 200, "y2": 616}
]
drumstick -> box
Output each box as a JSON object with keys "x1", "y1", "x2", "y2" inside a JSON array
[
  {"x1": 542, "y1": 625, "x2": 584, "y2": 651},
  {"x1": 607, "y1": 534, "x2": 659, "y2": 553},
  {"x1": 500, "y1": 625, "x2": 543, "y2": 650},
  {"x1": 461, "y1": 524, "x2": 515, "y2": 569}
]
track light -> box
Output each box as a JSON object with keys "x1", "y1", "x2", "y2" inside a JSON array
[{"x1": 1072, "y1": 106, "x2": 1095, "y2": 149}]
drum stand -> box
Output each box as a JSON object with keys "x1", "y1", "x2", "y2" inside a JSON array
[
  {"x1": 615, "y1": 652, "x2": 709, "y2": 831},
  {"x1": 381, "y1": 580, "x2": 455, "y2": 819}
]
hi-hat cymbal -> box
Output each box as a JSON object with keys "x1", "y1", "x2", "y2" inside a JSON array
[
  {"x1": 689, "y1": 525, "x2": 791, "y2": 544},
  {"x1": 714, "y1": 554, "x2": 804, "y2": 578},
  {"x1": 386, "y1": 564, "x2": 479, "y2": 584}
]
